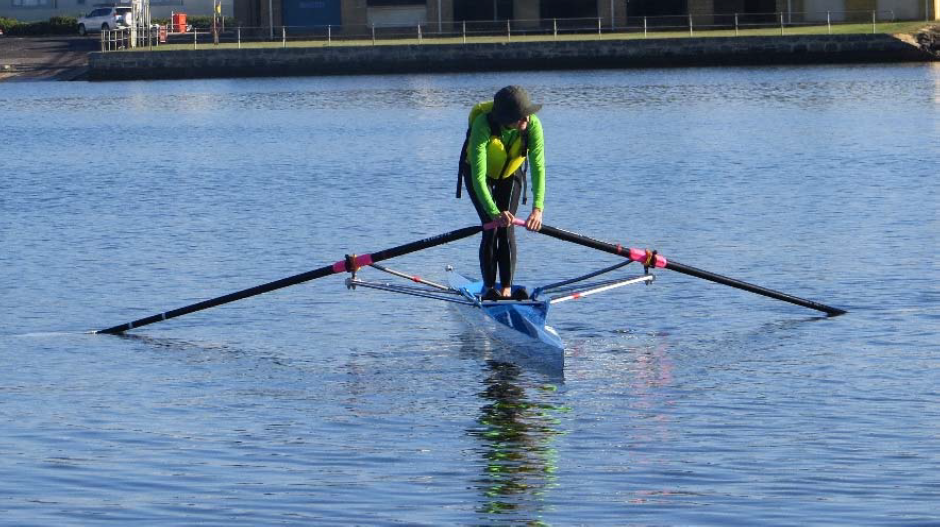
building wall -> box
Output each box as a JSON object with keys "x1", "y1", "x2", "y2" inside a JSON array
[
  {"x1": 801, "y1": 0, "x2": 936, "y2": 20},
  {"x1": 257, "y1": 0, "x2": 282, "y2": 32},
  {"x1": 879, "y1": 0, "x2": 923, "y2": 19},
  {"x1": 234, "y1": 0, "x2": 259, "y2": 26},
  {"x1": 514, "y1": 0, "x2": 539, "y2": 27},
  {"x1": 1, "y1": 0, "x2": 231, "y2": 22},
  {"x1": 236, "y1": 0, "x2": 937, "y2": 31},
  {"x1": 597, "y1": 0, "x2": 629, "y2": 27},
  {"x1": 425, "y1": 0, "x2": 454, "y2": 32},
  {"x1": 367, "y1": 5, "x2": 426, "y2": 26},
  {"x1": 342, "y1": 0, "x2": 366, "y2": 27},
  {"x1": 802, "y1": 0, "x2": 845, "y2": 21},
  {"x1": 2, "y1": 0, "x2": 90, "y2": 22},
  {"x1": 689, "y1": 0, "x2": 715, "y2": 23}
]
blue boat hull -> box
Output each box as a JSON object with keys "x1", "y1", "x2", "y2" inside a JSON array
[{"x1": 447, "y1": 270, "x2": 564, "y2": 370}]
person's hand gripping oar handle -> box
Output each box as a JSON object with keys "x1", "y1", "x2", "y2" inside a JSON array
[
  {"x1": 94, "y1": 225, "x2": 484, "y2": 335},
  {"x1": 531, "y1": 223, "x2": 847, "y2": 317},
  {"x1": 482, "y1": 217, "x2": 528, "y2": 230}
]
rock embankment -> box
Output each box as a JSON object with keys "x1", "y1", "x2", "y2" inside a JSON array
[{"x1": 914, "y1": 24, "x2": 940, "y2": 58}]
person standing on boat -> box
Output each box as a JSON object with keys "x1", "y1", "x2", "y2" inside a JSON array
[{"x1": 458, "y1": 85, "x2": 546, "y2": 301}]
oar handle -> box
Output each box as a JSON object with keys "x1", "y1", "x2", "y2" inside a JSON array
[
  {"x1": 482, "y1": 218, "x2": 526, "y2": 230},
  {"x1": 536, "y1": 225, "x2": 668, "y2": 268}
]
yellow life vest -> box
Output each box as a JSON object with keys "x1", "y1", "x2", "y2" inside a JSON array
[{"x1": 466, "y1": 101, "x2": 528, "y2": 180}]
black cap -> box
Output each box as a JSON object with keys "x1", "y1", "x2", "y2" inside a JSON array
[{"x1": 492, "y1": 85, "x2": 542, "y2": 125}]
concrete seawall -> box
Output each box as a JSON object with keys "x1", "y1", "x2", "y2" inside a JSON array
[{"x1": 88, "y1": 33, "x2": 935, "y2": 81}]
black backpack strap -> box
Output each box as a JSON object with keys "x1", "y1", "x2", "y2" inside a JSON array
[{"x1": 456, "y1": 126, "x2": 471, "y2": 199}]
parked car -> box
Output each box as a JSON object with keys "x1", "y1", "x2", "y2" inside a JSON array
[{"x1": 77, "y1": 6, "x2": 133, "y2": 36}]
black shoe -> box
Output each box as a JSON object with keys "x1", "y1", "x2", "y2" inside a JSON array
[
  {"x1": 481, "y1": 288, "x2": 501, "y2": 301},
  {"x1": 510, "y1": 288, "x2": 529, "y2": 301}
]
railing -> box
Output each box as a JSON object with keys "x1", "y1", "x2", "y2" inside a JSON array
[
  {"x1": 101, "y1": 28, "x2": 131, "y2": 51},
  {"x1": 100, "y1": 10, "x2": 906, "y2": 52},
  {"x1": 101, "y1": 25, "x2": 167, "y2": 51}
]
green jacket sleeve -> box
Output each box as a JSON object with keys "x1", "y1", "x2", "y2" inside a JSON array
[
  {"x1": 528, "y1": 115, "x2": 545, "y2": 211},
  {"x1": 468, "y1": 114, "x2": 500, "y2": 219}
]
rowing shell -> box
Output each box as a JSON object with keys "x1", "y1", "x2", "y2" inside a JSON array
[
  {"x1": 447, "y1": 269, "x2": 565, "y2": 370},
  {"x1": 343, "y1": 261, "x2": 653, "y2": 371}
]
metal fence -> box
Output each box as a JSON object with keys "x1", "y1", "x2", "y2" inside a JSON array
[
  {"x1": 101, "y1": 25, "x2": 166, "y2": 51},
  {"x1": 101, "y1": 10, "x2": 908, "y2": 51}
]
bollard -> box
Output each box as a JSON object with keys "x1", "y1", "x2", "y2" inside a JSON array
[
  {"x1": 780, "y1": 12, "x2": 784, "y2": 36},
  {"x1": 689, "y1": 14, "x2": 693, "y2": 36},
  {"x1": 328, "y1": 25, "x2": 331, "y2": 46},
  {"x1": 827, "y1": 11, "x2": 831, "y2": 34},
  {"x1": 462, "y1": 20, "x2": 466, "y2": 44},
  {"x1": 507, "y1": 19, "x2": 511, "y2": 41},
  {"x1": 282, "y1": 26, "x2": 286, "y2": 47},
  {"x1": 643, "y1": 17, "x2": 647, "y2": 38},
  {"x1": 237, "y1": 27, "x2": 241, "y2": 49},
  {"x1": 553, "y1": 18, "x2": 557, "y2": 39},
  {"x1": 734, "y1": 13, "x2": 739, "y2": 36},
  {"x1": 372, "y1": 24, "x2": 376, "y2": 45}
]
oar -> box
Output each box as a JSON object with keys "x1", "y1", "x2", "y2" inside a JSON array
[
  {"x1": 94, "y1": 225, "x2": 483, "y2": 335},
  {"x1": 529, "y1": 222, "x2": 846, "y2": 317}
]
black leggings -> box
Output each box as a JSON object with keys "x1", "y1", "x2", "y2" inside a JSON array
[{"x1": 465, "y1": 171, "x2": 523, "y2": 289}]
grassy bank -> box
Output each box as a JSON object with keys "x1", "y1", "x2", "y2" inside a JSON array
[{"x1": 143, "y1": 21, "x2": 930, "y2": 52}]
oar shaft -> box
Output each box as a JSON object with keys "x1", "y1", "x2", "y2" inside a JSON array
[
  {"x1": 95, "y1": 265, "x2": 335, "y2": 335},
  {"x1": 663, "y1": 260, "x2": 846, "y2": 316},
  {"x1": 536, "y1": 224, "x2": 846, "y2": 317},
  {"x1": 96, "y1": 225, "x2": 482, "y2": 334}
]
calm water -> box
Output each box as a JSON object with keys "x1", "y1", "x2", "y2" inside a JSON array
[{"x1": 1, "y1": 65, "x2": 938, "y2": 525}]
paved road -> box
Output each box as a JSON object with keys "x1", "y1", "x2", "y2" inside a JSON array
[{"x1": 0, "y1": 36, "x2": 98, "y2": 81}]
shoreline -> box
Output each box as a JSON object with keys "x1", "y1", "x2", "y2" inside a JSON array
[
  {"x1": 1, "y1": 27, "x2": 937, "y2": 82},
  {"x1": 87, "y1": 33, "x2": 938, "y2": 81}
]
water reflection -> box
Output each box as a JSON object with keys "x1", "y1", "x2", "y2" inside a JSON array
[
  {"x1": 467, "y1": 358, "x2": 566, "y2": 522},
  {"x1": 931, "y1": 62, "x2": 940, "y2": 104},
  {"x1": 454, "y1": 322, "x2": 566, "y2": 381}
]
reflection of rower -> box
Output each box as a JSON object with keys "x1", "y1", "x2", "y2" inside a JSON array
[{"x1": 467, "y1": 360, "x2": 564, "y2": 518}]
